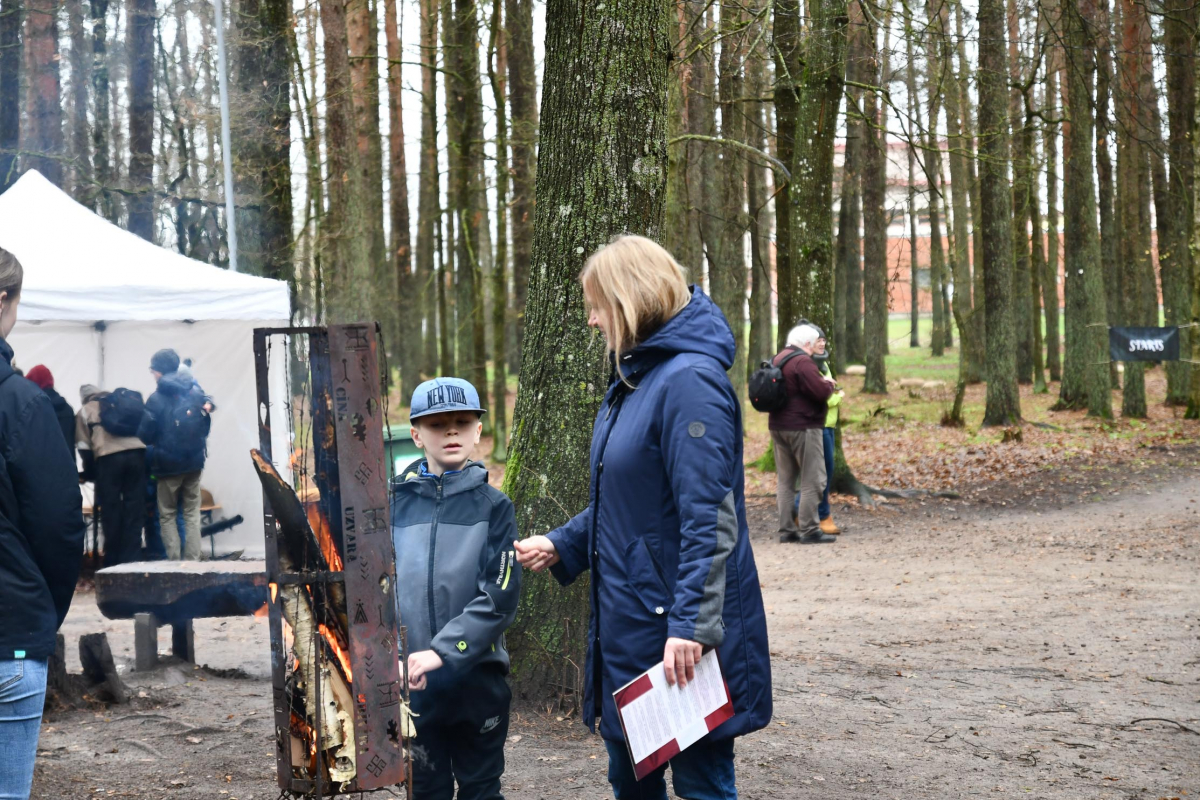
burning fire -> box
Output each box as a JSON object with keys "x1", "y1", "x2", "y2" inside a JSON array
[
  {"x1": 319, "y1": 623, "x2": 353, "y2": 682},
  {"x1": 306, "y1": 503, "x2": 344, "y2": 572},
  {"x1": 254, "y1": 603, "x2": 270, "y2": 619}
]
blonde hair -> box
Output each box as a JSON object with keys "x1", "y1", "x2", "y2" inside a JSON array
[{"x1": 580, "y1": 236, "x2": 691, "y2": 371}]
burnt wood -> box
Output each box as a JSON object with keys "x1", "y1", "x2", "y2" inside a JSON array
[{"x1": 94, "y1": 561, "x2": 268, "y2": 626}]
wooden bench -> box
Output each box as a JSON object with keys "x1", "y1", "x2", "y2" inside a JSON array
[{"x1": 94, "y1": 560, "x2": 267, "y2": 670}]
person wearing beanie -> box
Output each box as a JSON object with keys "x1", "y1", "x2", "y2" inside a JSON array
[
  {"x1": 76, "y1": 384, "x2": 148, "y2": 566},
  {"x1": 26, "y1": 365, "x2": 76, "y2": 463},
  {"x1": 137, "y1": 351, "x2": 215, "y2": 560}
]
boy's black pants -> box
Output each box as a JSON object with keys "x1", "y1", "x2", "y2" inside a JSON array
[
  {"x1": 96, "y1": 449, "x2": 147, "y2": 567},
  {"x1": 409, "y1": 664, "x2": 510, "y2": 800}
]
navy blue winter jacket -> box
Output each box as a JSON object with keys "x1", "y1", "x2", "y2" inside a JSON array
[
  {"x1": 546, "y1": 287, "x2": 772, "y2": 742},
  {"x1": 137, "y1": 371, "x2": 211, "y2": 476},
  {"x1": 0, "y1": 337, "x2": 87, "y2": 660}
]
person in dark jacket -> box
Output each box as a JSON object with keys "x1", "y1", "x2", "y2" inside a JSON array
[
  {"x1": 136, "y1": 349, "x2": 213, "y2": 560},
  {"x1": 392, "y1": 377, "x2": 521, "y2": 800},
  {"x1": 0, "y1": 247, "x2": 87, "y2": 799},
  {"x1": 769, "y1": 324, "x2": 837, "y2": 544},
  {"x1": 77, "y1": 385, "x2": 147, "y2": 567},
  {"x1": 515, "y1": 236, "x2": 771, "y2": 800},
  {"x1": 25, "y1": 364, "x2": 76, "y2": 464}
]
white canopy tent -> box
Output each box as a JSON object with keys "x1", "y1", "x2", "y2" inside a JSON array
[{"x1": 0, "y1": 170, "x2": 291, "y2": 557}]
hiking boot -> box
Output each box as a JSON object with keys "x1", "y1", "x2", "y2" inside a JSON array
[
  {"x1": 779, "y1": 531, "x2": 801, "y2": 543},
  {"x1": 798, "y1": 531, "x2": 837, "y2": 544},
  {"x1": 819, "y1": 516, "x2": 840, "y2": 535}
]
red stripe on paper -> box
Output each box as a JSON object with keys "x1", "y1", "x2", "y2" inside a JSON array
[
  {"x1": 633, "y1": 738, "x2": 681, "y2": 781},
  {"x1": 613, "y1": 673, "x2": 654, "y2": 707}
]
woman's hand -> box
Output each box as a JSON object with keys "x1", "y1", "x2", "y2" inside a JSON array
[
  {"x1": 663, "y1": 637, "x2": 704, "y2": 688},
  {"x1": 513, "y1": 536, "x2": 560, "y2": 572},
  {"x1": 406, "y1": 649, "x2": 443, "y2": 691}
]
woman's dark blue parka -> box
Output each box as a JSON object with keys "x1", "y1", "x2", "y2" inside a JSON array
[{"x1": 546, "y1": 287, "x2": 772, "y2": 742}]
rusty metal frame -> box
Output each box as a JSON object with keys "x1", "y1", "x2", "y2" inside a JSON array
[{"x1": 254, "y1": 325, "x2": 407, "y2": 798}]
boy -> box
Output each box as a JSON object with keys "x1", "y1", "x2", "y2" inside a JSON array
[{"x1": 392, "y1": 377, "x2": 521, "y2": 800}]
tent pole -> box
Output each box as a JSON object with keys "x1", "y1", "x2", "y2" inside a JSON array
[{"x1": 212, "y1": 0, "x2": 239, "y2": 273}]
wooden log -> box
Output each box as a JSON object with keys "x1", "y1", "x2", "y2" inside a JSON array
[
  {"x1": 134, "y1": 612, "x2": 159, "y2": 671},
  {"x1": 79, "y1": 632, "x2": 128, "y2": 704},
  {"x1": 95, "y1": 560, "x2": 268, "y2": 625}
]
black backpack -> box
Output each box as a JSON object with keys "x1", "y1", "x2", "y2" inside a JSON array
[
  {"x1": 161, "y1": 392, "x2": 211, "y2": 457},
  {"x1": 748, "y1": 350, "x2": 804, "y2": 412},
  {"x1": 98, "y1": 388, "x2": 145, "y2": 437}
]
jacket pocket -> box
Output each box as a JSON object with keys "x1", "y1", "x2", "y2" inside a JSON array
[{"x1": 624, "y1": 537, "x2": 674, "y2": 619}]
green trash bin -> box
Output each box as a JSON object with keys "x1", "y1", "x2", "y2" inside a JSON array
[{"x1": 384, "y1": 429, "x2": 424, "y2": 478}]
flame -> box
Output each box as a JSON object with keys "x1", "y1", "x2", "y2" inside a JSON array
[
  {"x1": 253, "y1": 603, "x2": 269, "y2": 619},
  {"x1": 270, "y1": 582, "x2": 278, "y2": 603},
  {"x1": 305, "y1": 502, "x2": 344, "y2": 572},
  {"x1": 319, "y1": 623, "x2": 353, "y2": 682}
]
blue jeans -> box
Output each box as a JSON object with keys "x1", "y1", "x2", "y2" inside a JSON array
[
  {"x1": 0, "y1": 659, "x2": 48, "y2": 800},
  {"x1": 794, "y1": 427, "x2": 836, "y2": 520},
  {"x1": 604, "y1": 736, "x2": 736, "y2": 800}
]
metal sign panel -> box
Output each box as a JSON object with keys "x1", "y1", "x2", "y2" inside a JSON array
[{"x1": 327, "y1": 324, "x2": 405, "y2": 787}]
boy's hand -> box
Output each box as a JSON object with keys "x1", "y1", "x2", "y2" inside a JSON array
[
  {"x1": 663, "y1": 637, "x2": 703, "y2": 688},
  {"x1": 407, "y1": 650, "x2": 443, "y2": 691},
  {"x1": 513, "y1": 536, "x2": 559, "y2": 572}
]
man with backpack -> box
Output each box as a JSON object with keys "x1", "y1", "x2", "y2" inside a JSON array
[
  {"x1": 761, "y1": 323, "x2": 837, "y2": 545},
  {"x1": 137, "y1": 349, "x2": 213, "y2": 561},
  {"x1": 77, "y1": 384, "x2": 148, "y2": 566}
]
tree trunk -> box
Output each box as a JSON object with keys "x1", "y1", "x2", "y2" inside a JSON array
[
  {"x1": 347, "y1": 0, "x2": 387, "y2": 330},
  {"x1": 745, "y1": 7, "x2": 773, "y2": 379},
  {"x1": 0, "y1": 0, "x2": 19, "y2": 192},
  {"x1": 26, "y1": 0, "x2": 64, "y2": 186},
  {"x1": 1028, "y1": 106, "x2": 1047, "y2": 393},
  {"x1": 932, "y1": 0, "x2": 980, "y2": 382},
  {"x1": 663, "y1": 2, "x2": 703, "y2": 278},
  {"x1": 384, "y1": 0, "x2": 415, "y2": 396},
  {"x1": 502, "y1": 0, "x2": 670, "y2": 706},
  {"x1": 921, "y1": 4, "x2": 949, "y2": 361},
  {"x1": 448, "y1": 0, "x2": 488, "y2": 411},
  {"x1": 1042, "y1": 41, "x2": 1062, "y2": 381},
  {"x1": 957, "y1": 1, "x2": 988, "y2": 378},
  {"x1": 127, "y1": 0, "x2": 154, "y2": 239},
  {"x1": 688, "y1": 5, "x2": 720, "y2": 293},
  {"x1": 978, "y1": 0, "x2": 1021, "y2": 425},
  {"x1": 505, "y1": 0, "x2": 536, "y2": 372},
  {"x1": 487, "y1": 0, "x2": 508, "y2": 461},
  {"x1": 710, "y1": 1, "x2": 747, "y2": 395},
  {"x1": 1163, "y1": 0, "x2": 1195, "y2": 405},
  {"x1": 1059, "y1": 0, "x2": 1111, "y2": 417},
  {"x1": 66, "y1": 0, "x2": 90, "y2": 201},
  {"x1": 1094, "y1": 0, "x2": 1119, "y2": 390},
  {"x1": 839, "y1": 0, "x2": 867, "y2": 364},
  {"x1": 1008, "y1": 0, "x2": 1032, "y2": 385},
  {"x1": 904, "y1": 14, "x2": 922, "y2": 352},
  {"x1": 1189, "y1": 32, "x2": 1200, "y2": 417},
  {"x1": 860, "y1": 2, "x2": 888, "y2": 394},
  {"x1": 417, "y1": 0, "x2": 439, "y2": 376},
  {"x1": 318, "y1": 0, "x2": 372, "y2": 320},
  {"x1": 232, "y1": 0, "x2": 294, "y2": 283}
]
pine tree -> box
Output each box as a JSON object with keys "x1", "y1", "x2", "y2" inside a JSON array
[
  {"x1": 486, "y1": 0, "x2": 508, "y2": 460},
  {"x1": 860, "y1": 0, "x2": 888, "y2": 394},
  {"x1": 385, "y1": 0, "x2": 416, "y2": 395},
  {"x1": 127, "y1": 0, "x2": 154, "y2": 239},
  {"x1": 506, "y1": 0, "x2": 536, "y2": 370},
  {"x1": 26, "y1": 0, "x2": 65, "y2": 186},
  {"x1": 417, "y1": 0, "x2": 439, "y2": 376},
  {"x1": 0, "y1": 0, "x2": 20, "y2": 191}
]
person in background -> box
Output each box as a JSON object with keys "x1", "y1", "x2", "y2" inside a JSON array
[
  {"x1": 769, "y1": 323, "x2": 837, "y2": 544},
  {"x1": 137, "y1": 349, "x2": 213, "y2": 561},
  {"x1": 26, "y1": 365, "x2": 76, "y2": 464},
  {"x1": 77, "y1": 385, "x2": 148, "y2": 567},
  {"x1": 792, "y1": 325, "x2": 843, "y2": 536},
  {"x1": 0, "y1": 247, "x2": 87, "y2": 799}
]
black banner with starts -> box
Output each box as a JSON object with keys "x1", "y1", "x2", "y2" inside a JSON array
[{"x1": 1108, "y1": 326, "x2": 1181, "y2": 362}]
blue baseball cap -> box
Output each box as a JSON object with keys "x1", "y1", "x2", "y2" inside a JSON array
[{"x1": 409, "y1": 377, "x2": 487, "y2": 421}]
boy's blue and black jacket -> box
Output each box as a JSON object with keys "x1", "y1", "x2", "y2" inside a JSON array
[
  {"x1": 545, "y1": 287, "x2": 772, "y2": 743},
  {"x1": 390, "y1": 461, "x2": 521, "y2": 683}
]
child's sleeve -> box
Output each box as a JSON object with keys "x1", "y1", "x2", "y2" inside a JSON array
[{"x1": 429, "y1": 494, "x2": 522, "y2": 673}]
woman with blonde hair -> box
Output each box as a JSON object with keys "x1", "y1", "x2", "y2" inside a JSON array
[{"x1": 515, "y1": 236, "x2": 771, "y2": 799}]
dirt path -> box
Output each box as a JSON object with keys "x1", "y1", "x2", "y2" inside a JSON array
[{"x1": 32, "y1": 458, "x2": 1200, "y2": 800}]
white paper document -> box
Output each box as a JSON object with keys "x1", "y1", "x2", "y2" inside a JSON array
[{"x1": 615, "y1": 649, "x2": 733, "y2": 765}]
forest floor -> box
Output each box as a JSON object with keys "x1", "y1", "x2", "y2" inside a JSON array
[
  {"x1": 31, "y1": 425, "x2": 1200, "y2": 799},
  {"x1": 31, "y1": 338, "x2": 1200, "y2": 799}
]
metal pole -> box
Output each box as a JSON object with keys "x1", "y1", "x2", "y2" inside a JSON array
[{"x1": 212, "y1": 0, "x2": 239, "y2": 272}]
